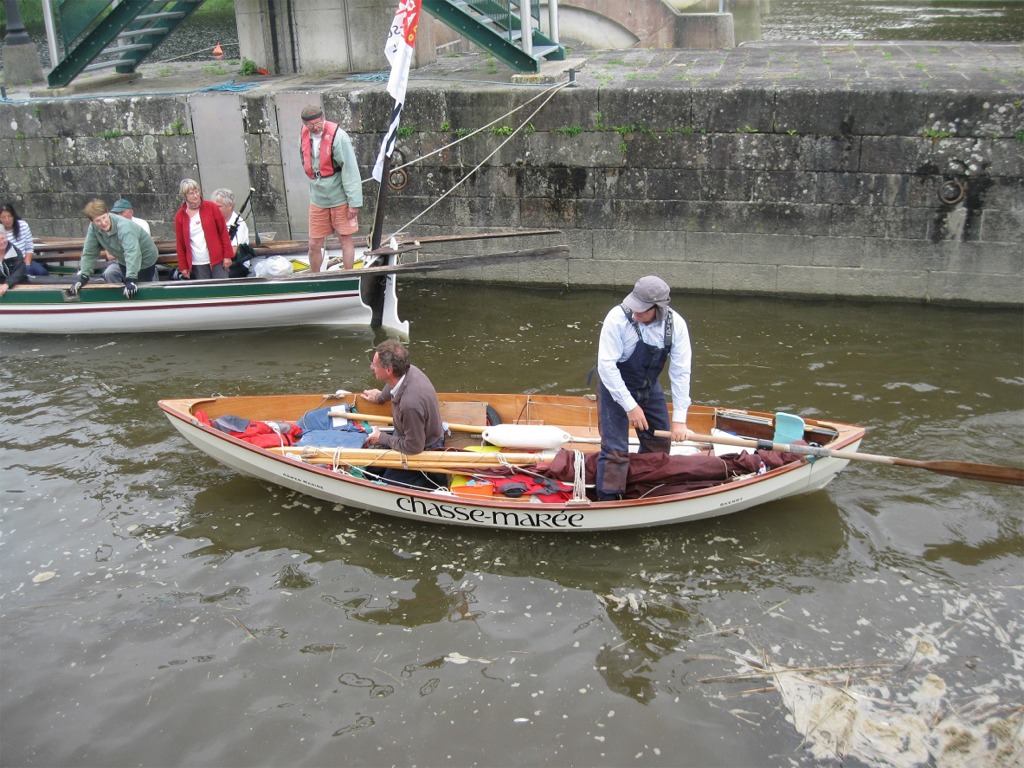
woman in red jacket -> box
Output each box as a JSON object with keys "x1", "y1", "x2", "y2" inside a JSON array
[{"x1": 174, "y1": 178, "x2": 234, "y2": 279}]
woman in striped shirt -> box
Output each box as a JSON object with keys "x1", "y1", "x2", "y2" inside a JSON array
[{"x1": 1, "y1": 202, "x2": 47, "y2": 277}]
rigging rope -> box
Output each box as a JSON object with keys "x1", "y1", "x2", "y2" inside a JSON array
[{"x1": 364, "y1": 78, "x2": 574, "y2": 238}]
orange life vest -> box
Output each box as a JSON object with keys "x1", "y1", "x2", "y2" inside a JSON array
[{"x1": 300, "y1": 120, "x2": 341, "y2": 180}]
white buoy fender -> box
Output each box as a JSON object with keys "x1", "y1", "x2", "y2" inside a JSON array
[{"x1": 481, "y1": 424, "x2": 572, "y2": 450}]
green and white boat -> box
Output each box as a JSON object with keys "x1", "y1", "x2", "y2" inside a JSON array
[
  {"x1": 1, "y1": 245, "x2": 407, "y2": 335},
  {"x1": 2, "y1": 236, "x2": 567, "y2": 336}
]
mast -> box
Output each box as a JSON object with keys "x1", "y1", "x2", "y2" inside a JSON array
[{"x1": 364, "y1": 155, "x2": 392, "y2": 328}]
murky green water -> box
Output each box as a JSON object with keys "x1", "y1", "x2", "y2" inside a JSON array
[{"x1": 1, "y1": 283, "x2": 1021, "y2": 766}]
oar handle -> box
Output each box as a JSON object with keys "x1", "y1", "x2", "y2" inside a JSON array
[
  {"x1": 655, "y1": 430, "x2": 862, "y2": 462},
  {"x1": 328, "y1": 409, "x2": 487, "y2": 435},
  {"x1": 270, "y1": 445, "x2": 554, "y2": 466},
  {"x1": 657, "y1": 431, "x2": 1024, "y2": 486}
]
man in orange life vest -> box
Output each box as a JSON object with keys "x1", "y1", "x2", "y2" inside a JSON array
[{"x1": 299, "y1": 104, "x2": 363, "y2": 271}]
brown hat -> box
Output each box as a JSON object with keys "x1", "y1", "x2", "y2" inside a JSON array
[{"x1": 300, "y1": 104, "x2": 323, "y2": 121}]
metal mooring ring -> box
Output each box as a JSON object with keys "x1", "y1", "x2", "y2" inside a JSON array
[
  {"x1": 386, "y1": 150, "x2": 408, "y2": 191},
  {"x1": 938, "y1": 178, "x2": 966, "y2": 205},
  {"x1": 388, "y1": 168, "x2": 409, "y2": 191}
]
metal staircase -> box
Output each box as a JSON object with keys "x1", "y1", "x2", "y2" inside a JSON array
[
  {"x1": 46, "y1": 0, "x2": 206, "y2": 88},
  {"x1": 422, "y1": 0, "x2": 565, "y2": 73}
]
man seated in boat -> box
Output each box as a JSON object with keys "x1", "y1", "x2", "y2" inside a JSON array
[
  {"x1": 0, "y1": 229, "x2": 29, "y2": 297},
  {"x1": 594, "y1": 275, "x2": 693, "y2": 501},
  {"x1": 99, "y1": 198, "x2": 150, "y2": 284},
  {"x1": 70, "y1": 199, "x2": 160, "y2": 299},
  {"x1": 359, "y1": 339, "x2": 445, "y2": 490}
]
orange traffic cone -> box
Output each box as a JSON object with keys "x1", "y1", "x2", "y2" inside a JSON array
[{"x1": 213, "y1": 43, "x2": 224, "y2": 59}]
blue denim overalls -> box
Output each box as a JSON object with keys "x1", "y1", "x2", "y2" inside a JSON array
[{"x1": 595, "y1": 308, "x2": 674, "y2": 500}]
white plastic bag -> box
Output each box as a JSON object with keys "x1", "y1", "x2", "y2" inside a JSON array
[{"x1": 259, "y1": 255, "x2": 293, "y2": 279}]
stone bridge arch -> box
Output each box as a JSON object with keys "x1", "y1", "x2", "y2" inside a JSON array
[{"x1": 539, "y1": 0, "x2": 733, "y2": 50}]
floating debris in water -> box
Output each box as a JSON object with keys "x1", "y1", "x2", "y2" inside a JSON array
[
  {"x1": 601, "y1": 591, "x2": 647, "y2": 614},
  {"x1": 761, "y1": 653, "x2": 1022, "y2": 766},
  {"x1": 444, "y1": 651, "x2": 492, "y2": 665},
  {"x1": 709, "y1": 635, "x2": 1023, "y2": 767}
]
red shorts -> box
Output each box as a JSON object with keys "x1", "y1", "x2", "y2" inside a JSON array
[{"x1": 309, "y1": 203, "x2": 358, "y2": 239}]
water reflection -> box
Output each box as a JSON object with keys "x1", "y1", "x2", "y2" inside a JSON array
[{"x1": 173, "y1": 468, "x2": 853, "y2": 705}]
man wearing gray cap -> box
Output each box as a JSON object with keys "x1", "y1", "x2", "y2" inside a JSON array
[{"x1": 594, "y1": 275, "x2": 692, "y2": 501}]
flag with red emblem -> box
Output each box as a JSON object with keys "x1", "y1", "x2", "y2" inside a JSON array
[{"x1": 372, "y1": 0, "x2": 422, "y2": 182}]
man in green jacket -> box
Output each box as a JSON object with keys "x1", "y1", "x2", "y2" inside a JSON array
[{"x1": 70, "y1": 199, "x2": 160, "y2": 298}]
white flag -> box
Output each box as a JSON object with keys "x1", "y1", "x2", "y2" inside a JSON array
[{"x1": 372, "y1": 0, "x2": 422, "y2": 182}]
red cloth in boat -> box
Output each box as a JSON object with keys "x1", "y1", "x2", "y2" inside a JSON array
[
  {"x1": 195, "y1": 411, "x2": 302, "y2": 448},
  {"x1": 541, "y1": 446, "x2": 807, "y2": 499},
  {"x1": 490, "y1": 475, "x2": 573, "y2": 503}
]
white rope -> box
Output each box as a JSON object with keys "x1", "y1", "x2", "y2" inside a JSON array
[
  {"x1": 362, "y1": 79, "x2": 570, "y2": 186},
  {"x1": 365, "y1": 79, "x2": 575, "y2": 237},
  {"x1": 572, "y1": 450, "x2": 587, "y2": 502}
]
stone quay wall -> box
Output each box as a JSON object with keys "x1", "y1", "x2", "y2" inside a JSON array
[{"x1": 1, "y1": 44, "x2": 1021, "y2": 306}]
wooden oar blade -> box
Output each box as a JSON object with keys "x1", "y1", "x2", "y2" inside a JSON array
[
  {"x1": 903, "y1": 459, "x2": 1024, "y2": 486},
  {"x1": 681, "y1": 430, "x2": 1024, "y2": 487},
  {"x1": 359, "y1": 245, "x2": 570, "y2": 276},
  {"x1": 366, "y1": 229, "x2": 562, "y2": 255}
]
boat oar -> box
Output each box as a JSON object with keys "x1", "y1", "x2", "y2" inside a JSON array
[
  {"x1": 658, "y1": 431, "x2": 1024, "y2": 487},
  {"x1": 329, "y1": 411, "x2": 712, "y2": 450},
  {"x1": 328, "y1": 410, "x2": 482, "y2": 434},
  {"x1": 269, "y1": 446, "x2": 554, "y2": 470},
  {"x1": 328, "y1": 411, "x2": 623, "y2": 448}
]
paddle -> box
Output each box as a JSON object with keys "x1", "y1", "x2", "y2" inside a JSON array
[
  {"x1": 329, "y1": 410, "x2": 490, "y2": 435},
  {"x1": 270, "y1": 445, "x2": 554, "y2": 470},
  {"x1": 353, "y1": 244, "x2": 571, "y2": 277},
  {"x1": 327, "y1": 411, "x2": 640, "y2": 448},
  {"x1": 364, "y1": 229, "x2": 562, "y2": 256},
  {"x1": 657, "y1": 431, "x2": 1024, "y2": 487}
]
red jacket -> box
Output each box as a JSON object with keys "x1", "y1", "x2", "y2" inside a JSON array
[
  {"x1": 174, "y1": 200, "x2": 234, "y2": 273},
  {"x1": 300, "y1": 120, "x2": 340, "y2": 179}
]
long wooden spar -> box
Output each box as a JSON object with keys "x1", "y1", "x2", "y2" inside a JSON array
[
  {"x1": 268, "y1": 445, "x2": 554, "y2": 471},
  {"x1": 658, "y1": 430, "x2": 1024, "y2": 487}
]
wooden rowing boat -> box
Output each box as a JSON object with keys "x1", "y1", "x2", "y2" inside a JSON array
[{"x1": 159, "y1": 391, "x2": 868, "y2": 531}]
